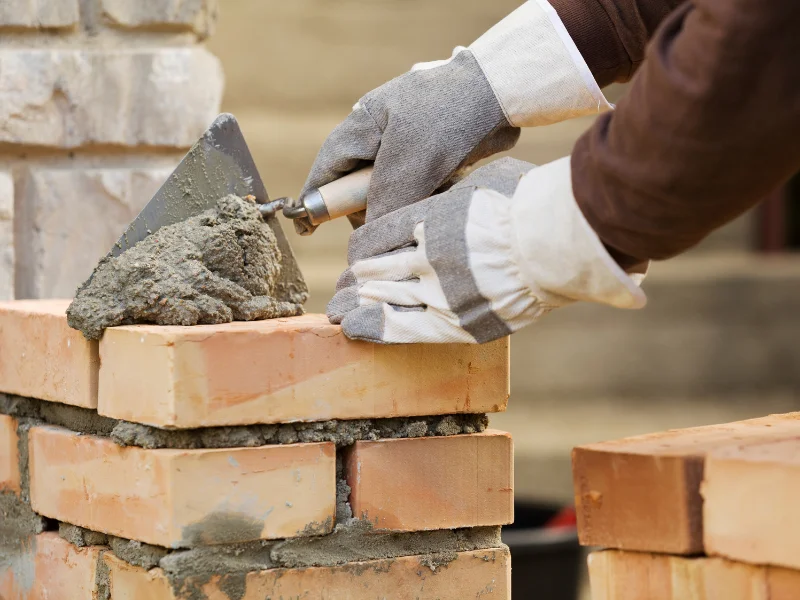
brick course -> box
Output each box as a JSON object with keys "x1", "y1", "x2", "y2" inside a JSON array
[
  {"x1": 98, "y1": 315, "x2": 509, "y2": 428},
  {"x1": 704, "y1": 438, "x2": 800, "y2": 570},
  {"x1": 0, "y1": 299, "x2": 99, "y2": 408},
  {"x1": 588, "y1": 549, "x2": 800, "y2": 600},
  {"x1": 344, "y1": 430, "x2": 514, "y2": 531},
  {"x1": 0, "y1": 533, "x2": 104, "y2": 600},
  {"x1": 29, "y1": 425, "x2": 336, "y2": 548},
  {"x1": 105, "y1": 547, "x2": 511, "y2": 599},
  {"x1": 0, "y1": 414, "x2": 20, "y2": 495},
  {"x1": 572, "y1": 413, "x2": 800, "y2": 554}
]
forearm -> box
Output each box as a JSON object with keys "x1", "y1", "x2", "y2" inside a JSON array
[
  {"x1": 549, "y1": 0, "x2": 683, "y2": 87},
  {"x1": 572, "y1": 0, "x2": 800, "y2": 263}
]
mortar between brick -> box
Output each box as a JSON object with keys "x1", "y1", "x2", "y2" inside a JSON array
[{"x1": 0, "y1": 394, "x2": 489, "y2": 450}]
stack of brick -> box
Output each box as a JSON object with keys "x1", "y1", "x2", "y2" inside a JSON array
[
  {"x1": 572, "y1": 413, "x2": 800, "y2": 598},
  {"x1": 0, "y1": 0, "x2": 222, "y2": 302},
  {"x1": 0, "y1": 299, "x2": 513, "y2": 599}
]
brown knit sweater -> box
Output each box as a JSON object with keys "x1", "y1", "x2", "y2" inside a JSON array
[{"x1": 548, "y1": 0, "x2": 800, "y2": 266}]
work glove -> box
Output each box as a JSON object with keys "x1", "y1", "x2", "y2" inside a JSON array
[
  {"x1": 296, "y1": 0, "x2": 611, "y2": 234},
  {"x1": 327, "y1": 157, "x2": 647, "y2": 344}
]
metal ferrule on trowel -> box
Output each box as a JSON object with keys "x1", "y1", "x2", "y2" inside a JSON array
[{"x1": 259, "y1": 167, "x2": 373, "y2": 234}]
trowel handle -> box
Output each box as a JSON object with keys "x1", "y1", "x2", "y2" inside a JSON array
[{"x1": 304, "y1": 167, "x2": 373, "y2": 226}]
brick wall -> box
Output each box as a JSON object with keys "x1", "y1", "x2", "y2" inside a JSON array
[
  {"x1": 0, "y1": 299, "x2": 512, "y2": 599},
  {"x1": 0, "y1": 0, "x2": 222, "y2": 301}
]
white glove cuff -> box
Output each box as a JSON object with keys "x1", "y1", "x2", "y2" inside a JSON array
[
  {"x1": 469, "y1": 0, "x2": 612, "y2": 127},
  {"x1": 510, "y1": 157, "x2": 647, "y2": 309}
]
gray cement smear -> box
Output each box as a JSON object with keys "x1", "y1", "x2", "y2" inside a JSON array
[
  {"x1": 1, "y1": 394, "x2": 489, "y2": 451},
  {"x1": 67, "y1": 194, "x2": 305, "y2": 341},
  {"x1": 111, "y1": 414, "x2": 490, "y2": 450},
  {"x1": 0, "y1": 493, "x2": 52, "y2": 597},
  {"x1": 179, "y1": 512, "x2": 268, "y2": 548}
]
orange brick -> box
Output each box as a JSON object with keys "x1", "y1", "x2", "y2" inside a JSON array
[
  {"x1": 588, "y1": 550, "x2": 800, "y2": 600},
  {"x1": 97, "y1": 314, "x2": 509, "y2": 428},
  {"x1": 0, "y1": 299, "x2": 98, "y2": 408},
  {"x1": 573, "y1": 413, "x2": 800, "y2": 554},
  {"x1": 29, "y1": 425, "x2": 335, "y2": 548},
  {"x1": 344, "y1": 430, "x2": 513, "y2": 531},
  {"x1": 0, "y1": 414, "x2": 20, "y2": 495},
  {"x1": 704, "y1": 438, "x2": 800, "y2": 570},
  {"x1": 0, "y1": 532, "x2": 103, "y2": 599},
  {"x1": 105, "y1": 547, "x2": 510, "y2": 600}
]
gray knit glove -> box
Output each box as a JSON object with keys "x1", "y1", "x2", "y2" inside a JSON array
[
  {"x1": 298, "y1": 1, "x2": 614, "y2": 235},
  {"x1": 327, "y1": 157, "x2": 647, "y2": 344},
  {"x1": 296, "y1": 49, "x2": 520, "y2": 234}
]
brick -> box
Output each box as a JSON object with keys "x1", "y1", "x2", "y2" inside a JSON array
[
  {"x1": 572, "y1": 413, "x2": 800, "y2": 554},
  {"x1": 0, "y1": 299, "x2": 98, "y2": 407},
  {"x1": 0, "y1": 48, "x2": 222, "y2": 148},
  {"x1": 0, "y1": 415, "x2": 20, "y2": 495},
  {"x1": 0, "y1": 0, "x2": 78, "y2": 28},
  {"x1": 98, "y1": 315, "x2": 509, "y2": 428},
  {"x1": 704, "y1": 438, "x2": 800, "y2": 570},
  {"x1": 0, "y1": 171, "x2": 12, "y2": 301},
  {"x1": 588, "y1": 550, "x2": 800, "y2": 600},
  {"x1": 101, "y1": 0, "x2": 217, "y2": 37},
  {"x1": 344, "y1": 430, "x2": 513, "y2": 531},
  {"x1": 29, "y1": 425, "x2": 336, "y2": 548},
  {"x1": 15, "y1": 166, "x2": 173, "y2": 299},
  {"x1": 0, "y1": 532, "x2": 103, "y2": 599},
  {"x1": 105, "y1": 547, "x2": 511, "y2": 600}
]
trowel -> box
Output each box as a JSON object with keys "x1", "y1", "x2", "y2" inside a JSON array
[{"x1": 98, "y1": 113, "x2": 310, "y2": 305}]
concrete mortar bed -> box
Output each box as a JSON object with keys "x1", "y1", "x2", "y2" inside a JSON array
[
  {"x1": 1, "y1": 393, "x2": 502, "y2": 600},
  {"x1": 0, "y1": 394, "x2": 489, "y2": 449}
]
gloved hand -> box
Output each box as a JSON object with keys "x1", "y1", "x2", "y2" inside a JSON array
[
  {"x1": 296, "y1": 0, "x2": 612, "y2": 235},
  {"x1": 327, "y1": 157, "x2": 647, "y2": 344}
]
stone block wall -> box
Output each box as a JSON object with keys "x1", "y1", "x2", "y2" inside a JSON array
[{"x1": 0, "y1": 0, "x2": 223, "y2": 301}]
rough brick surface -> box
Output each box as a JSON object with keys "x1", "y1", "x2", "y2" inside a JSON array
[
  {"x1": 0, "y1": 0, "x2": 79, "y2": 28},
  {"x1": 15, "y1": 166, "x2": 173, "y2": 299},
  {"x1": 573, "y1": 413, "x2": 800, "y2": 554},
  {"x1": 344, "y1": 430, "x2": 513, "y2": 531},
  {"x1": 0, "y1": 299, "x2": 99, "y2": 407},
  {"x1": 105, "y1": 548, "x2": 511, "y2": 599},
  {"x1": 588, "y1": 550, "x2": 800, "y2": 600},
  {"x1": 0, "y1": 532, "x2": 103, "y2": 599},
  {"x1": 0, "y1": 414, "x2": 20, "y2": 495},
  {"x1": 29, "y1": 425, "x2": 336, "y2": 548},
  {"x1": 0, "y1": 48, "x2": 222, "y2": 148},
  {"x1": 101, "y1": 0, "x2": 217, "y2": 37},
  {"x1": 0, "y1": 171, "x2": 12, "y2": 301},
  {"x1": 98, "y1": 315, "x2": 509, "y2": 428},
  {"x1": 704, "y1": 438, "x2": 800, "y2": 570}
]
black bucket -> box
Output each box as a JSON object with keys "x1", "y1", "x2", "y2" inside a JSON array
[{"x1": 501, "y1": 502, "x2": 582, "y2": 600}]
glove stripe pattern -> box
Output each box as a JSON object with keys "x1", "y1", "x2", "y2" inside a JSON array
[{"x1": 425, "y1": 190, "x2": 512, "y2": 343}]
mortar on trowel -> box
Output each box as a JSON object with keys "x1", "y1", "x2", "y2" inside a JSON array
[{"x1": 67, "y1": 113, "x2": 374, "y2": 339}]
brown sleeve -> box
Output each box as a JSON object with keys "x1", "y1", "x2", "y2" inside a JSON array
[
  {"x1": 548, "y1": 0, "x2": 684, "y2": 87},
  {"x1": 571, "y1": 0, "x2": 800, "y2": 265}
]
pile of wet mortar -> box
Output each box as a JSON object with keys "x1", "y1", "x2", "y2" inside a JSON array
[{"x1": 67, "y1": 194, "x2": 304, "y2": 340}]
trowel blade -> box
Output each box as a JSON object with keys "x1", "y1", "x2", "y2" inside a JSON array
[{"x1": 98, "y1": 113, "x2": 307, "y2": 305}]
